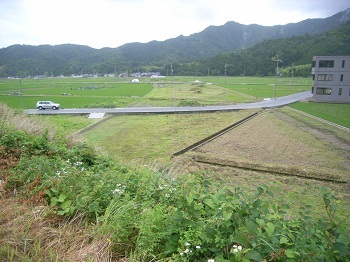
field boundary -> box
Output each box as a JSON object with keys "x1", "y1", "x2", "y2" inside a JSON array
[
  {"x1": 286, "y1": 106, "x2": 350, "y2": 132},
  {"x1": 73, "y1": 114, "x2": 114, "y2": 136},
  {"x1": 172, "y1": 110, "x2": 262, "y2": 157},
  {"x1": 193, "y1": 155, "x2": 347, "y2": 183}
]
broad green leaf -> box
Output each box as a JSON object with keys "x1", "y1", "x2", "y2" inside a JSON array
[
  {"x1": 256, "y1": 218, "x2": 265, "y2": 227},
  {"x1": 203, "y1": 198, "x2": 215, "y2": 209},
  {"x1": 280, "y1": 236, "x2": 289, "y2": 245},
  {"x1": 58, "y1": 194, "x2": 67, "y2": 202},
  {"x1": 186, "y1": 194, "x2": 193, "y2": 204},
  {"x1": 50, "y1": 197, "x2": 58, "y2": 206},
  {"x1": 60, "y1": 200, "x2": 72, "y2": 210},
  {"x1": 285, "y1": 249, "x2": 299, "y2": 258},
  {"x1": 223, "y1": 211, "x2": 232, "y2": 221},
  {"x1": 266, "y1": 222, "x2": 275, "y2": 236},
  {"x1": 337, "y1": 234, "x2": 350, "y2": 245},
  {"x1": 232, "y1": 235, "x2": 249, "y2": 245},
  {"x1": 245, "y1": 250, "x2": 262, "y2": 261},
  {"x1": 246, "y1": 220, "x2": 257, "y2": 235}
]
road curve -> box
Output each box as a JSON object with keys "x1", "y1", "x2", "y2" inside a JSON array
[{"x1": 25, "y1": 91, "x2": 312, "y2": 115}]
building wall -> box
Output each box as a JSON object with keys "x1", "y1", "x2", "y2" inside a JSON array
[{"x1": 311, "y1": 55, "x2": 350, "y2": 103}]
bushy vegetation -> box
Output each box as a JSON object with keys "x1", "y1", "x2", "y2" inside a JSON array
[{"x1": 1, "y1": 104, "x2": 349, "y2": 261}]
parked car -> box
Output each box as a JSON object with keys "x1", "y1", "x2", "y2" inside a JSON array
[{"x1": 36, "y1": 101, "x2": 60, "y2": 110}]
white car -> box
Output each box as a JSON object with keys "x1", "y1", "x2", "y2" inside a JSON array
[{"x1": 36, "y1": 101, "x2": 60, "y2": 110}]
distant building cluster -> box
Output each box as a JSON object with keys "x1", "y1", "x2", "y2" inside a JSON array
[
  {"x1": 7, "y1": 72, "x2": 164, "y2": 79},
  {"x1": 130, "y1": 72, "x2": 162, "y2": 78},
  {"x1": 311, "y1": 55, "x2": 350, "y2": 103}
]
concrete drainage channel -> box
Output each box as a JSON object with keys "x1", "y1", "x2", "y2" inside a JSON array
[{"x1": 172, "y1": 110, "x2": 263, "y2": 157}]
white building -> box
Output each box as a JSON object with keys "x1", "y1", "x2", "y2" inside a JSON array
[{"x1": 311, "y1": 55, "x2": 350, "y2": 103}]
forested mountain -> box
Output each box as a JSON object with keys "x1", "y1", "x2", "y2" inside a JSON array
[
  {"x1": 0, "y1": 8, "x2": 349, "y2": 77},
  {"x1": 176, "y1": 21, "x2": 350, "y2": 77}
]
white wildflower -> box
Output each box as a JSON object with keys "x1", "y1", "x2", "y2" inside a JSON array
[
  {"x1": 185, "y1": 242, "x2": 191, "y2": 246},
  {"x1": 74, "y1": 161, "x2": 83, "y2": 166},
  {"x1": 196, "y1": 245, "x2": 201, "y2": 249},
  {"x1": 232, "y1": 245, "x2": 242, "y2": 253},
  {"x1": 208, "y1": 260, "x2": 215, "y2": 262}
]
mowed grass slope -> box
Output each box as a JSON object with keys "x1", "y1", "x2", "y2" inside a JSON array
[
  {"x1": 79, "y1": 110, "x2": 259, "y2": 163},
  {"x1": 290, "y1": 102, "x2": 350, "y2": 128}
]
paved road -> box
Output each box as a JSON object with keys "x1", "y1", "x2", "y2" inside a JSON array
[{"x1": 25, "y1": 91, "x2": 312, "y2": 115}]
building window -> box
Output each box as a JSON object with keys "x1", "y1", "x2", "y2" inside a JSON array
[
  {"x1": 339, "y1": 88, "x2": 342, "y2": 96},
  {"x1": 319, "y1": 60, "x2": 334, "y2": 68},
  {"x1": 342, "y1": 60, "x2": 345, "y2": 68},
  {"x1": 340, "y1": 74, "x2": 343, "y2": 82},
  {"x1": 316, "y1": 87, "x2": 332, "y2": 95},
  {"x1": 317, "y1": 74, "x2": 333, "y2": 81}
]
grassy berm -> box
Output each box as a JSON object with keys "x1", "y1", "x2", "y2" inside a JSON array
[{"x1": 0, "y1": 103, "x2": 349, "y2": 261}]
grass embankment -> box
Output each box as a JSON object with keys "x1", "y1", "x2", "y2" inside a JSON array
[
  {"x1": 79, "y1": 110, "x2": 258, "y2": 163},
  {"x1": 289, "y1": 102, "x2": 350, "y2": 128},
  {"x1": 1, "y1": 103, "x2": 349, "y2": 261},
  {"x1": 78, "y1": 103, "x2": 350, "y2": 230}
]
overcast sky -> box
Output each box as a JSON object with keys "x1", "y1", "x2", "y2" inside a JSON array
[{"x1": 0, "y1": 0, "x2": 349, "y2": 49}]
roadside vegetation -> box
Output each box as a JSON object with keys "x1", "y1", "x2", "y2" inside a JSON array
[{"x1": 1, "y1": 102, "x2": 349, "y2": 261}]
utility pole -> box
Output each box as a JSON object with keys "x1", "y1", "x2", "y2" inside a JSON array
[
  {"x1": 272, "y1": 57, "x2": 283, "y2": 99},
  {"x1": 291, "y1": 63, "x2": 294, "y2": 85},
  {"x1": 225, "y1": 63, "x2": 227, "y2": 84},
  {"x1": 20, "y1": 79, "x2": 23, "y2": 110}
]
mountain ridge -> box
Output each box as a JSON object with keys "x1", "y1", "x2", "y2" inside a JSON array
[{"x1": 0, "y1": 8, "x2": 349, "y2": 77}]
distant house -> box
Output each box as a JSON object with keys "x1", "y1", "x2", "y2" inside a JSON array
[
  {"x1": 311, "y1": 55, "x2": 350, "y2": 103},
  {"x1": 131, "y1": 79, "x2": 140, "y2": 83}
]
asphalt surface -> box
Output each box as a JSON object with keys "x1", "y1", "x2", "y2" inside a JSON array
[{"x1": 25, "y1": 91, "x2": 313, "y2": 115}]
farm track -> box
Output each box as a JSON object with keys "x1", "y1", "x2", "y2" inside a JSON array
[{"x1": 177, "y1": 109, "x2": 350, "y2": 183}]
